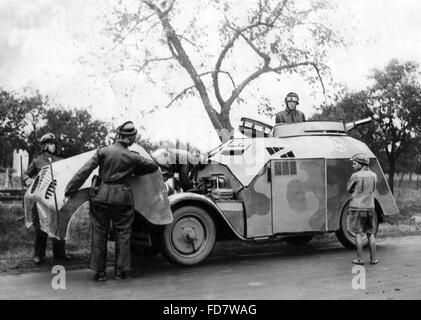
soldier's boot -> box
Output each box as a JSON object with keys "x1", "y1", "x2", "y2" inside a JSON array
[
  {"x1": 34, "y1": 229, "x2": 48, "y2": 264},
  {"x1": 94, "y1": 271, "x2": 107, "y2": 281},
  {"x1": 115, "y1": 270, "x2": 127, "y2": 280}
]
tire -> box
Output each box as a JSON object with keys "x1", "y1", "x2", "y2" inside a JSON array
[
  {"x1": 158, "y1": 206, "x2": 216, "y2": 266},
  {"x1": 283, "y1": 235, "x2": 313, "y2": 245},
  {"x1": 336, "y1": 202, "x2": 379, "y2": 249}
]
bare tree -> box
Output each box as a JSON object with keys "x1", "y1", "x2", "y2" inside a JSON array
[{"x1": 95, "y1": 0, "x2": 345, "y2": 142}]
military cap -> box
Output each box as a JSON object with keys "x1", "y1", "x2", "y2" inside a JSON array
[
  {"x1": 40, "y1": 133, "x2": 56, "y2": 145},
  {"x1": 351, "y1": 153, "x2": 370, "y2": 166},
  {"x1": 118, "y1": 121, "x2": 137, "y2": 136}
]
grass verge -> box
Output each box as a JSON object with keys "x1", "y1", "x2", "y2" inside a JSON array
[{"x1": 1, "y1": 185, "x2": 421, "y2": 274}]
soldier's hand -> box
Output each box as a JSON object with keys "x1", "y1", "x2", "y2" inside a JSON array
[{"x1": 25, "y1": 178, "x2": 33, "y2": 187}]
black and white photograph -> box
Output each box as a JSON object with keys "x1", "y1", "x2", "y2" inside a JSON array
[{"x1": 1, "y1": 0, "x2": 421, "y2": 305}]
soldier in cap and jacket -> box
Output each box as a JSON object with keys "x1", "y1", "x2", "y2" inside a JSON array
[
  {"x1": 275, "y1": 92, "x2": 306, "y2": 124},
  {"x1": 24, "y1": 133, "x2": 68, "y2": 264},
  {"x1": 347, "y1": 153, "x2": 378, "y2": 266},
  {"x1": 64, "y1": 121, "x2": 159, "y2": 281}
]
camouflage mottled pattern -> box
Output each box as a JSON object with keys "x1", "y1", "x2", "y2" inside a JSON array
[
  {"x1": 242, "y1": 165, "x2": 272, "y2": 237},
  {"x1": 272, "y1": 159, "x2": 326, "y2": 233},
  {"x1": 198, "y1": 157, "x2": 398, "y2": 238},
  {"x1": 207, "y1": 135, "x2": 376, "y2": 187}
]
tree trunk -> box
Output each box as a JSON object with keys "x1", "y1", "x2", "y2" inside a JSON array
[
  {"x1": 158, "y1": 14, "x2": 231, "y2": 142},
  {"x1": 417, "y1": 173, "x2": 419, "y2": 190}
]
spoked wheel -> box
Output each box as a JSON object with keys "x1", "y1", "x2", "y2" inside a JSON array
[
  {"x1": 283, "y1": 235, "x2": 313, "y2": 245},
  {"x1": 336, "y1": 202, "x2": 379, "y2": 249},
  {"x1": 159, "y1": 206, "x2": 216, "y2": 266}
]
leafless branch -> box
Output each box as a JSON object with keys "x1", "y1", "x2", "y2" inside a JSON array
[
  {"x1": 106, "y1": 12, "x2": 155, "y2": 56},
  {"x1": 266, "y1": 0, "x2": 288, "y2": 25},
  {"x1": 164, "y1": 85, "x2": 196, "y2": 109},
  {"x1": 177, "y1": 34, "x2": 199, "y2": 48},
  {"x1": 198, "y1": 71, "x2": 236, "y2": 89},
  {"x1": 213, "y1": 20, "x2": 275, "y2": 110},
  {"x1": 110, "y1": 56, "x2": 174, "y2": 73}
]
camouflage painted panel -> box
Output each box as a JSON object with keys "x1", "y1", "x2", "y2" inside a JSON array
[
  {"x1": 242, "y1": 165, "x2": 272, "y2": 237},
  {"x1": 272, "y1": 159, "x2": 326, "y2": 233}
]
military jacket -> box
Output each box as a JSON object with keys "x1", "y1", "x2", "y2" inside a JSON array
[
  {"x1": 64, "y1": 142, "x2": 158, "y2": 207},
  {"x1": 275, "y1": 109, "x2": 306, "y2": 123},
  {"x1": 25, "y1": 151, "x2": 62, "y2": 178},
  {"x1": 347, "y1": 167, "x2": 377, "y2": 210}
]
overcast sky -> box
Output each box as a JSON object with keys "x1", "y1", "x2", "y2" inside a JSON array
[{"x1": 1, "y1": 0, "x2": 421, "y2": 150}]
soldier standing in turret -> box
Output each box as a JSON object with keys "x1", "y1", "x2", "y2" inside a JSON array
[
  {"x1": 64, "y1": 121, "x2": 159, "y2": 281},
  {"x1": 24, "y1": 133, "x2": 68, "y2": 264},
  {"x1": 275, "y1": 92, "x2": 306, "y2": 124},
  {"x1": 347, "y1": 153, "x2": 378, "y2": 265}
]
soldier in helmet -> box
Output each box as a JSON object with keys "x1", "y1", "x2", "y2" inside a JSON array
[
  {"x1": 347, "y1": 153, "x2": 378, "y2": 265},
  {"x1": 275, "y1": 92, "x2": 306, "y2": 124},
  {"x1": 64, "y1": 121, "x2": 159, "y2": 281},
  {"x1": 24, "y1": 133, "x2": 68, "y2": 264}
]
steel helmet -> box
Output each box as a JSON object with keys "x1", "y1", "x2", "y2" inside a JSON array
[
  {"x1": 118, "y1": 121, "x2": 137, "y2": 136},
  {"x1": 40, "y1": 133, "x2": 56, "y2": 145},
  {"x1": 351, "y1": 153, "x2": 370, "y2": 166},
  {"x1": 285, "y1": 92, "x2": 299, "y2": 105}
]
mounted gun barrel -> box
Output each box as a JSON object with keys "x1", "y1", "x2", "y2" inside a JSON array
[{"x1": 345, "y1": 117, "x2": 372, "y2": 132}]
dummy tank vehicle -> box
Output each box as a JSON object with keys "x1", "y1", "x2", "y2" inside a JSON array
[{"x1": 24, "y1": 117, "x2": 399, "y2": 266}]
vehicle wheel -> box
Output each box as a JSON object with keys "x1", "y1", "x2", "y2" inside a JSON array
[
  {"x1": 283, "y1": 235, "x2": 313, "y2": 245},
  {"x1": 159, "y1": 206, "x2": 216, "y2": 266},
  {"x1": 336, "y1": 202, "x2": 379, "y2": 249}
]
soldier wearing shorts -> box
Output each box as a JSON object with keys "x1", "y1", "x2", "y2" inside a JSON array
[{"x1": 347, "y1": 153, "x2": 378, "y2": 265}]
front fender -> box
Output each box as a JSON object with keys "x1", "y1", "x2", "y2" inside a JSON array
[{"x1": 168, "y1": 192, "x2": 246, "y2": 240}]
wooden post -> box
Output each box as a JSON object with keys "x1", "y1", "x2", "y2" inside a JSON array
[
  {"x1": 20, "y1": 156, "x2": 24, "y2": 208},
  {"x1": 4, "y1": 168, "x2": 8, "y2": 188}
]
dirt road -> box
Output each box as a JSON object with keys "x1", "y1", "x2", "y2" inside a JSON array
[{"x1": 1, "y1": 235, "x2": 420, "y2": 300}]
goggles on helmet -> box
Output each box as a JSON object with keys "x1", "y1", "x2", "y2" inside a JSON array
[{"x1": 286, "y1": 96, "x2": 299, "y2": 103}]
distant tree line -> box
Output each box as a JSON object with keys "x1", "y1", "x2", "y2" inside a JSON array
[
  {"x1": 0, "y1": 90, "x2": 112, "y2": 168},
  {"x1": 310, "y1": 59, "x2": 421, "y2": 192},
  {"x1": 0, "y1": 89, "x2": 198, "y2": 172}
]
